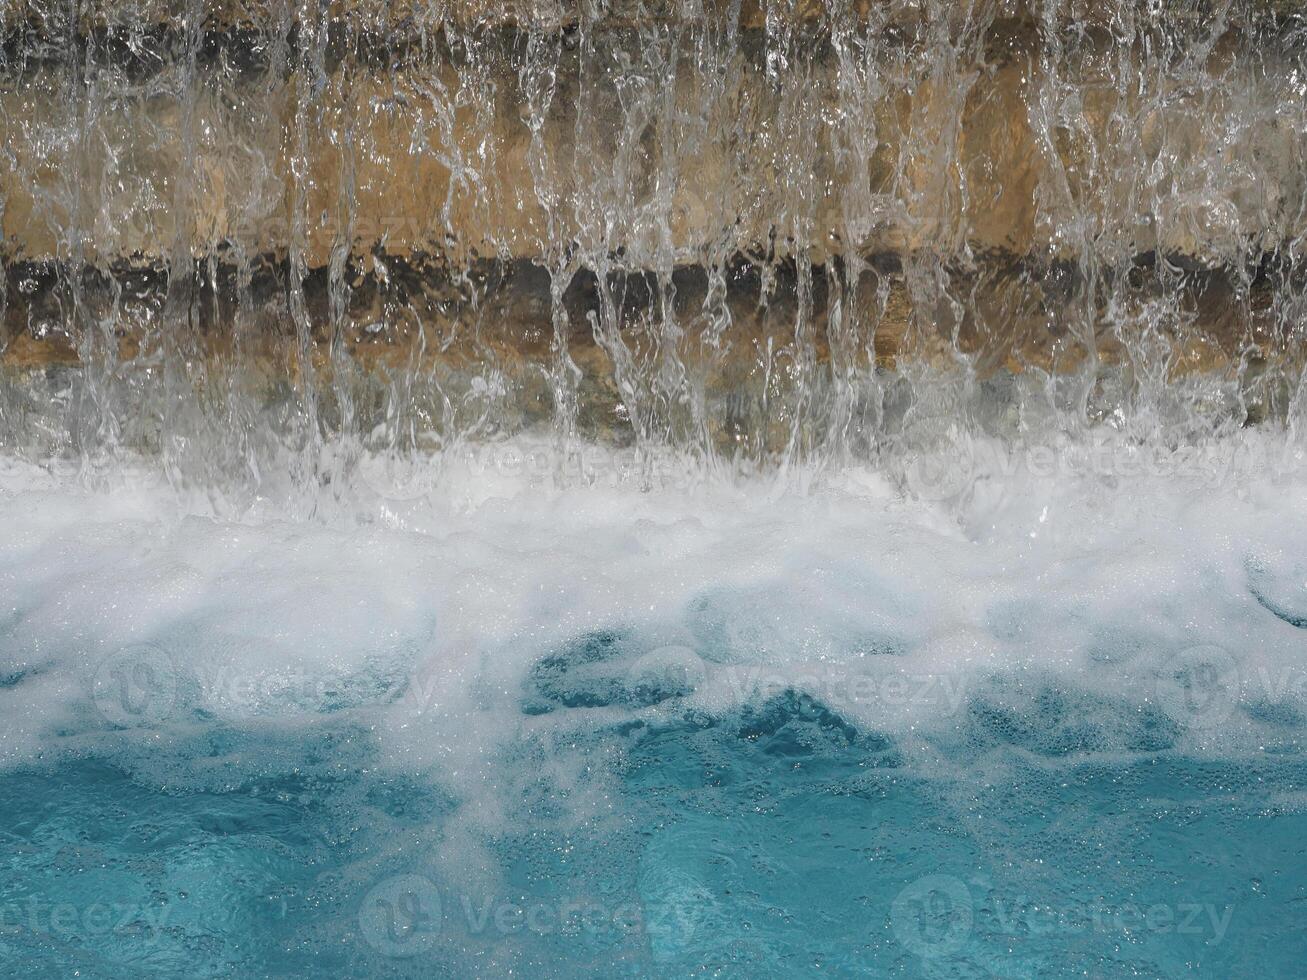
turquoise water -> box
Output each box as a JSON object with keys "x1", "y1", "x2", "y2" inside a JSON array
[
  {"x1": 3, "y1": 1, "x2": 1306, "y2": 974},
  {"x1": 3, "y1": 682, "x2": 1305, "y2": 977},
  {"x1": 4, "y1": 457, "x2": 1307, "y2": 977}
]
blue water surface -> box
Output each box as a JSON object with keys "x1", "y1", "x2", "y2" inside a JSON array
[{"x1": 2, "y1": 646, "x2": 1306, "y2": 978}]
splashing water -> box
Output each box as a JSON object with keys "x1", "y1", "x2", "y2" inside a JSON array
[
  {"x1": 1, "y1": 1, "x2": 1307, "y2": 977},
  {"x1": 1, "y1": 0, "x2": 1304, "y2": 504}
]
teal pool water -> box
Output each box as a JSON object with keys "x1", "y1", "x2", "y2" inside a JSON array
[
  {"x1": 3, "y1": 683, "x2": 1305, "y2": 978},
  {"x1": 4, "y1": 457, "x2": 1307, "y2": 977}
]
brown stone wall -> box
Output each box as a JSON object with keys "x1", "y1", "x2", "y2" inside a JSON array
[{"x1": 3, "y1": 3, "x2": 1303, "y2": 265}]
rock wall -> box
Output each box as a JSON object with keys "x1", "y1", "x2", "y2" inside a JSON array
[{"x1": 0, "y1": 1, "x2": 1304, "y2": 460}]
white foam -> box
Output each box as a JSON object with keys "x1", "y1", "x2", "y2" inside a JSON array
[{"x1": 0, "y1": 431, "x2": 1305, "y2": 794}]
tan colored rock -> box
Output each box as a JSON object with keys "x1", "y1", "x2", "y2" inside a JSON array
[{"x1": 2, "y1": 8, "x2": 1302, "y2": 266}]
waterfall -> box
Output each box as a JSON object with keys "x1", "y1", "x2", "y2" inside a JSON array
[{"x1": 1, "y1": 0, "x2": 1304, "y2": 508}]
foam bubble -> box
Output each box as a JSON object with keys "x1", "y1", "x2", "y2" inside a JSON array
[{"x1": 0, "y1": 432, "x2": 1305, "y2": 792}]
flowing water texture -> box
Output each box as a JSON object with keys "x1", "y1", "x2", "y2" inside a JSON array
[{"x1": 2, "y1": 0, "x2": 1307, "y2": 977}]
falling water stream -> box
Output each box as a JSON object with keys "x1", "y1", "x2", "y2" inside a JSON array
[
  {"x1": 0, "y1": 0, "x2": 1303, "y2": 505},
  {"x1": 1, "y1": 1, "x2": 1307, "y2": 977}
]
